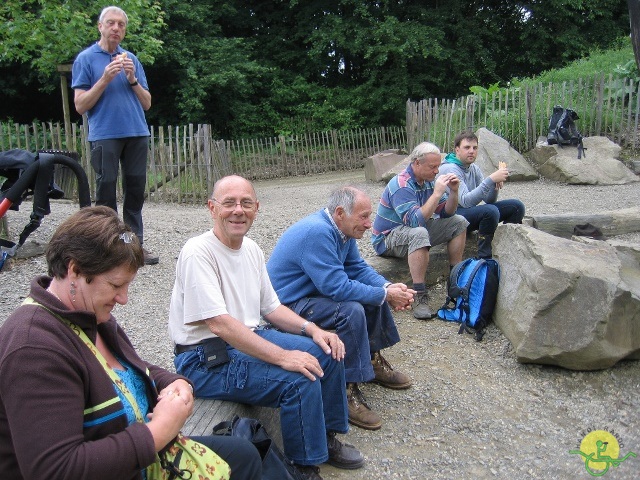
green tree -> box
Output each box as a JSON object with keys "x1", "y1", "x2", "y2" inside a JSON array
[
  {"x1": 630, "y1": 0, "x2": 640, "y2": 72},
  {"x1": 0, "y1": 0, "x2": 632, "y2": 135},
  {"x1": 143, "y1": 0, "x2": 273, "y2": 137},
  {"x1": 0, "y1": 0, "x2": 165, "y2": 85}
]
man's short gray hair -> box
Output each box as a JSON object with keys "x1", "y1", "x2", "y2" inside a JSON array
[
  {"x1": 99, "y1": 6, "x2": 128, "y2": 24},
  {"x1": 327, "y1": 186, "x2": 364, "y2": 215},
  {"x1": 409, "y1": 142, "x2": 441, "y2": 163}
]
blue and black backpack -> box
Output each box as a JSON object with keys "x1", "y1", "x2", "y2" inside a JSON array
[{"x1": 437, "y1": 258, "x2": 500, "y2": 341}]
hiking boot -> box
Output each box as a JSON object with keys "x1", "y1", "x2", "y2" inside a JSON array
[
  {"x1": 143, "y1": 248, "x2": 159, "y2": 265},
  {"x1": 346, "y1": 383, "x2": 381, "y2": 430},
  {"x1": 294, "y1": 464, "x2": 323, "y2": 480},
  {"x1": 326, "y1": 431, "x2": 365, "y2": 469},
  {"x1": 477, "y1": 233, "x2": 494, "y2": 259},
  {"x1": 413, "y1": 291, "x2": 434, "y2": 319},
  {"x1": 371, "y1": 352, "x2": 412, "y2": 389}
]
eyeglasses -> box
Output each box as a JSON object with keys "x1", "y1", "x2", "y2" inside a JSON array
[{"x1": 212, "y1": 198, "x2": 257, "y2": 211}]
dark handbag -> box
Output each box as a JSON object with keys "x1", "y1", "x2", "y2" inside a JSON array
[{"x1": 213, "y1": 416, "x2": 304, "y2": 480}]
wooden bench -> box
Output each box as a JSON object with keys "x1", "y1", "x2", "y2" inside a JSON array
[{"x1": 183, "y1": 398, "x2": 283, "y2": 448}]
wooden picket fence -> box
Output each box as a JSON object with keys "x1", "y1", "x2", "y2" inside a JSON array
[
  {"x1": 0, "y1": 123, "x2": 407, "y2": 204},
  {"x1": 406, "y1": 74, "x2": 640, "y2": 152},
  {"x1": 1, "y1": 74, "x2": 637, "y2": 204}
]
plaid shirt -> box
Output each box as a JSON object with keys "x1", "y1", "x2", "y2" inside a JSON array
[{"x1": 371, "y1": 163, "x2": 448, "y2": 254}]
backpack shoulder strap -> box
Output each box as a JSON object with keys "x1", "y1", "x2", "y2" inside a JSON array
[
  {"x1": 458, "y1": 258, "x2": 486, "y2": 299},
  {"x1": 447, "y1": 258, "x2": 472, "y2": 300}
]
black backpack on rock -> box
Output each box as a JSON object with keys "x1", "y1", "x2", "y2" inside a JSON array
[{"x1": 547, "y1": 105, "x2": 586, "y2": 159}]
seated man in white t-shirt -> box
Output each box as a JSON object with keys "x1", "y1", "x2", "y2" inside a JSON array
[{"x1": 168, "y1": 175, "x2": 363, "y2": 480}]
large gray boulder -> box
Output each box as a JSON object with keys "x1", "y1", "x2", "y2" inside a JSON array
[
  {"x1": 364, "y1": 149, "x2": 407, "y2": 182},
  {"x1": 528, "y1": 136, "x2": 639, "y2": 185},
  {"x1": 476, "y1": 128, "x2": 539, "y2": 181},
  {"x1": 493, "y1": 223, "x2": 640, "y2": 370}
]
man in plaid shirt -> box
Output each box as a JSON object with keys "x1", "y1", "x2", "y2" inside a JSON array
[{"x1": 371, "y1": 142, "x2": 469, "y2": 320}]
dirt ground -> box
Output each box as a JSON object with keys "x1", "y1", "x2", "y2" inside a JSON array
[{"x1": 1, "y1": 169, "x2": 639, "y2": 479}]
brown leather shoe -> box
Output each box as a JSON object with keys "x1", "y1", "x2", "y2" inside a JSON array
[
  {"x1": 371, "y1": 352, "x2": 412, "y2": 389},
  {"x1": 346, "y1": 383, "x2": 381, "y2": 430}
]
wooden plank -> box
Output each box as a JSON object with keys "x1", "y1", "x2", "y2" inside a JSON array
[
  {"x1": 183, "y1": 398, "x2": 283, "y2": 448},
  {"x1": 531, "y1": 207, "x2": 640, "y2": 238}
]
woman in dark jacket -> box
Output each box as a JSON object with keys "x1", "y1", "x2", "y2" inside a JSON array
[{"x1": 0, "y1": 206, "x2": 260, "y2": 480}]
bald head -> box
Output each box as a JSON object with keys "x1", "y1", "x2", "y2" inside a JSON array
[{"x1": 211, "y1": 175, "x2": 257, "y2": 201}]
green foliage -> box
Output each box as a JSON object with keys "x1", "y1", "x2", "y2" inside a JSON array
[
  {"x1": 0, "y1": 0, "x2": 165, "y2": 87},
  {"x1": 606, "y1": 59, "x2": 640, "y2": 104},
  {"x1": 469, "y1": 82, "x2": 505, "y2": 97},
  {"x1": 0, "y1": 0, "x2": 633, "y2": 137},
  {"x1": 518, "y1": 38, "x2": 635, "y2": 86}
]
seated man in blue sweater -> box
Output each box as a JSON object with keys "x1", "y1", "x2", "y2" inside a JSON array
[
  {"x1": 438, "y1": 131, "x2": 525, "y2": 258},
  {"x1": 267, "y1": 186, "x2": 415, "y2": 431}
]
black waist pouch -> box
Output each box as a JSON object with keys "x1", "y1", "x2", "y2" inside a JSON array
[{"x1": 202, "y1": 337, "x2": 230, "y2": 368}]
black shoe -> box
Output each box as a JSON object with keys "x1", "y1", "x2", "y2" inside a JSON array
[
  {"x1": 326, "y1": 431, "x2": 365, "y2": 470},
  {"x1": 294, "y1": 464, "x2": 323, "y2": 480}
]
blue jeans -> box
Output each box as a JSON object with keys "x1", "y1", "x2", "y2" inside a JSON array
[
  {"x1": 90, "y1": 137, "x2": 148, "y2": 243},
  {"x1": 174, "y1": 329, "x2": 348, "y2": 466},
  {"x1": 457, "y1": 199, "x2": 525, "y2": 235},
  {"x1": 286, "y1": 297, "x2": 401, "y2": 383}
]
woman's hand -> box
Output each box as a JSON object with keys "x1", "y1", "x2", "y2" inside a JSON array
[
  {"x1": 158, "y1": 379, "x2": 194, "y2": 405},
  {"x1": 146, "y1": 380, "x2": 195, "y2": 451}
]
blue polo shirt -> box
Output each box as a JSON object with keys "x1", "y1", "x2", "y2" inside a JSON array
[{"x1": 71, "y1": 43, "x2": 150, "y2": 141}]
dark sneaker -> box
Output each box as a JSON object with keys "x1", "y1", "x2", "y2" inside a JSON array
[
  {"x1": 143, "y1": 248, "x2": 159, "y2": 265},
  {"x1": 346, "y1": 383, "x2": 381, "y2": 430},
  {"x1": 413, "y1": 291, "x2": 434, "y2": 319},
  {"x1": 294, "y1": 464, "x2": 323, "y2": 480},
  {"x1": 326, "y1": 431, "x2": 365, "y2": 469},
  {"x1": 371, "y1": 351, "x2": 412, "y2": 389}
]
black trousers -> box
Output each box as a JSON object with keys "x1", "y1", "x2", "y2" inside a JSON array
[{"x1": 191, "y1": 434, "x2": 262, "y2": 480}]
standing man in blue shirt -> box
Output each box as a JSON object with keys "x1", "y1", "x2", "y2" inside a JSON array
[{"x1": 72, "y1": 5, "x2": 158, "y2": 265}]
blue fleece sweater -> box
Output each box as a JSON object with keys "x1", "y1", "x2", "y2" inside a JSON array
[{"x1": 267, "y1": 210, "x2": 388, "y2": 306}]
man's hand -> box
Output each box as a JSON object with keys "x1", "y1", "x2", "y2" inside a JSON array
[
  {"x1": 489, "y1": 166, "x2": 509, "y2": 188},
  {"x1": 120, "y1": 56, "x2": 137, "y2": 84},
  {"x1": 308, "y1": 329, "x2": 345, "y2": 361},
  {"x1": 102, "y1": 57, "x2": 127, "y2": 84},
  {"x1": 278, "y1": 350, "x2": 325, "y2": 382},
  {"x1": 385, "y1": 283, "x2": 416, "y2": 311},
  {"x1": 435, "y1": 173, "x2": 459, "y2": 195},
  {"x1": 446, "y1": 174, "x2": 460, "y2": 193}
]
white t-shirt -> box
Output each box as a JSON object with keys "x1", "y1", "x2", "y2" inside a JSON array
[{"x1": 168, "y1": 230, "x2": 281, "y2": 346}]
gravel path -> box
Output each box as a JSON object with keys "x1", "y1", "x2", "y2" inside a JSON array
[{"x1": 1, "y1": 170, "x2": 639, "y2": 479}]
